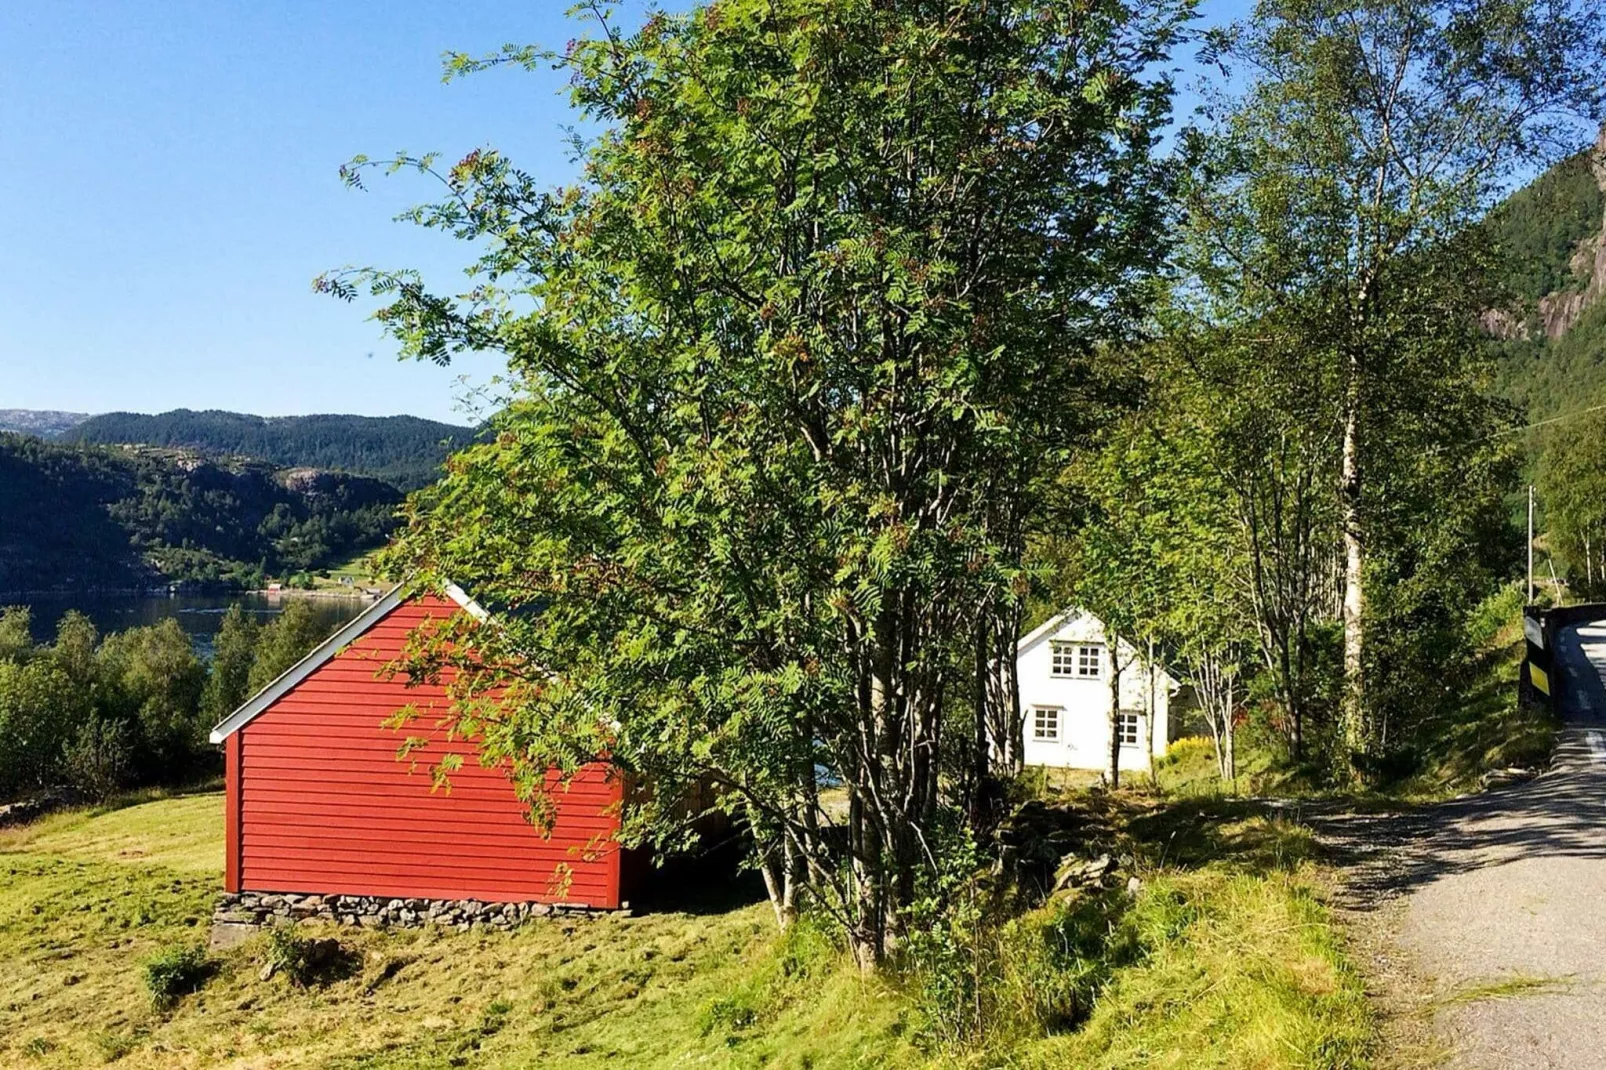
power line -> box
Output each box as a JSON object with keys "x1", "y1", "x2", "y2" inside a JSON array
[{"x1": 1479, "y1": 400, "x2": 1606, "y2": 444}]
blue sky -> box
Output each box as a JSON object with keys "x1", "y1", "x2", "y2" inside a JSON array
[{"x1": 0, "y1": 1, "x2": 1242, "y2": 425}]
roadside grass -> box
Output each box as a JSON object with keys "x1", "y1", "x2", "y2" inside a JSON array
[
  {"x1": 1399, "y1": 593, "x2": 1555, "y2": 798},
  {"x1": 1021, "y1": 866, "x2": 1371, "y2": 1069},
  {"x1": 0, "y1": 791, "x2": 1373, "y2": 1069},
  {"x1": 968, "y1": 806, "x2": 1372, "y2": 1069}
]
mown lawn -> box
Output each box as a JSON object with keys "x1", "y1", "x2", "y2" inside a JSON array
[{"x1": 0, "y1": 791, "x2": 1374, "y2": 1069}]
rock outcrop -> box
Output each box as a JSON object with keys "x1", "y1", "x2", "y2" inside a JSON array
[{"x1": 1536, "y1": 124, "x2": 1606, "y2": 340}]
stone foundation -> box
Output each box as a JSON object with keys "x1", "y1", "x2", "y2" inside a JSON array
[{"x1": 213, "y1": 891, "x2": 616, "y2": 933}]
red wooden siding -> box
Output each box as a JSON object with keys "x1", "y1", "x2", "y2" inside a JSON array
[{"x1": 228, "y1": 596, "x2": 625, "y2": 907}]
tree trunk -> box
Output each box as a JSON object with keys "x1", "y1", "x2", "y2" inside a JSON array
[
  {"x1": 1224, "y1": 697, "x2": 1236, "y2": 783},
  {"x1": 1106, "y1": 635, "x2": 1124, "y2": 789},
  {"x1": 1340, "y1": 362, "x2": 1367, "y2": 771},
  {"x1": 759, "y1": 836, "x2": 799, "y2": 930},
  {"x1": 1146, "y1": 640, "x2": 1158, "y2": 784}
]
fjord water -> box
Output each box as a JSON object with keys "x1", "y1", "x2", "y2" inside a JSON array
[{"x1": 16, "y1": 592, "x2": 370, "y2": 657}]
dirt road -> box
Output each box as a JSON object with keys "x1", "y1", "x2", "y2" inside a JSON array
[{"x1": 1325, "y1": 621, "x2": 1606, "y2": 1068}]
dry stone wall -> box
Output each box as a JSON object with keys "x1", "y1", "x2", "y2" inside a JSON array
[{"x1": 214, "y1": 891, "x2": 615, "y2": 933}]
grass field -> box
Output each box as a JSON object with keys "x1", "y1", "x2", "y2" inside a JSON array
[{"x1": 0, "y1": 790, "x2": 1374, "y2": 1069}]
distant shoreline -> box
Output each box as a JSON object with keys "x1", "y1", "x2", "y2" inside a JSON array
[
  {"x1": 0, "y1": 586, "x2": 382, "y2": 602},
  {"x1": 250, "y1": 586, "x2": 386, "y2": 601}
]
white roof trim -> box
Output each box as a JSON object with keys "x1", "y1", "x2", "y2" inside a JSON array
[
  {"x1": 208, "y1": 584, "x2": 419, "y2": 744},
  {"x1": 1016, "y1": 611, "x2": 1072, "y2": 654},
  {"x1": 444, "y1": 582, "x2": 491, "y2": 622}
]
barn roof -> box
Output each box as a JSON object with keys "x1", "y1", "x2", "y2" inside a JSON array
[{"x1": 207, "y1": 582, "x2": 488, "y2": 744}]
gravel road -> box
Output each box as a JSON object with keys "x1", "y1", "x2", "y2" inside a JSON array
[{"x1": 1318, "y1": 621, "x2": 1606, "y2": 1068}]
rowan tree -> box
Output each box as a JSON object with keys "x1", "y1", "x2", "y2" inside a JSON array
[{"x1": 324, "y1": 0, "x2": 1190, "y2": 964}]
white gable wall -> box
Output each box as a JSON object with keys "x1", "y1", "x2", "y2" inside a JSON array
[{"x1": 1016, "y1": 611, "x2": 1173, "y2": 772}]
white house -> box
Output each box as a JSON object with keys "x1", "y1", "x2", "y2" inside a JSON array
[{"x1": 1015, "y1": 609, "x2": 1178, "y2": 772}]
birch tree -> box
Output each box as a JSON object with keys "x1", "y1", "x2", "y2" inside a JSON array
[{"x1": 1193, "y1": 0, "x2": 1603, "y2": 772}]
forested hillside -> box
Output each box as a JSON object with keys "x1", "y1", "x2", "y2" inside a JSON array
[
  {"x1": 0, "y1": 434, "x2": 400, "y2": 593},
  {"x1": 1481, "y1": 128, "x2": 1606, "y2": 591},
  {"x1": 65, "y1": 409, "x2": 476, "y2": 490},
  {"x1": 1487, "y1": 131, "x2": 1606, "y2": 416}
]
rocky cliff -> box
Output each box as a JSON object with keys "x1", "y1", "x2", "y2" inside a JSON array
[{"x1": 1531, "y1": 125, "x2": 1606, "y2": 340}]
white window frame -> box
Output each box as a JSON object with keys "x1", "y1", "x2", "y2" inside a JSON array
[
  {"x1": 1117, "y1": 711, "x2": 1143, "y2": 747},
  {"x1": 1031, "y1": 706, "x2": 1062, "y2": 742},
  {"x1": 1050, "y1": 641, "x2": 1104, "y2": 679}
]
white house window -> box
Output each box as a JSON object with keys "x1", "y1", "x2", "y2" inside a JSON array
[
  {"x1": 1117, "y1": 711, "x2": 1142, "y2": 747},
  {"x1": 1031, "y1": 706, "x2": 1062, "y2": 741},
  {"x1": 1051, "y1": 642, "x2": 1103, "y2": 678}
]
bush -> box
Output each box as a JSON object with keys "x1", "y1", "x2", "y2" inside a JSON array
[
  {"x1": 143, "y1": 943, "x2": 212, "y2": 1009},
  {"x1": 0, "y1": 658, "x2": 85, "y2": 800},
  {"x1": 61, "y1": 717, "x2": 135, "y2": 801},
  {"x1": 262, "y1": 927, "x2": 355, "y2": 987},
  {"x1": 1155, "y1": 736, "x2": 1215, "y2": 770},
  {"x1": 1466, "y1": 582, "x2": 1525, "y2": 650}
]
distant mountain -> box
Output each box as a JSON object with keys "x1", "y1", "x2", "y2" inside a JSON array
[
  {"x1": 1485, "y1": 126, "x2": 1606, "y2": 418},
  {"x1": 0, "y1": 434, "x2": 402, "y2": 593},
  {"x1": 0, "y1": 409, "x2": 91, "y2": 438},
  {"x1": 64, "y1": 409, "x2": 478, "y2": 491}
]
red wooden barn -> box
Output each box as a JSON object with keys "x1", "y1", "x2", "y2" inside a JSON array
[{"x1": 209, "y1": 587, "x2": 631, "y2": 909}]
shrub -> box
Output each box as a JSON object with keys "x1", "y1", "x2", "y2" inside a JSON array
[
  {"x1": 1466, "y1": 582, "x2": 1525, "y2": 650},
  {"x1": 143, "y1": 943, "x2": 212, "y2": 1009},
  {"x1": 0, "y1": 658, "x2": 84, "y2": 800},
  {"x1": 61, "y1": 717, "x2": 135, "y2": 801},
  {"x1": 262, "y1": 927, "x2": 355, "y2": 987},
  {"x1": 1155, "y1": 736, "x2": 1215, "y2": 770}
]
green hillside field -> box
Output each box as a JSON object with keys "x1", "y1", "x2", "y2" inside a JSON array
[{"x1": 0, "y1": 788, "x2": 1372, "y2": 1069}]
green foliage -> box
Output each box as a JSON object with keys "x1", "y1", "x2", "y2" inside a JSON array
[
  {"x1": 0, "y1": 658, "x2": 83, "y2": 796},
  {"x1": 141, "y1": 942, "x2": 212, "y2": 1009},
  {"x1": 60, "y1": 716, "x2": 136, "y2": 801},
  {"x1": 899, "y1": 825, "x2": 1129, "y2": 1048},
  {"x1": 0, "y1": 601, "x2": 327, "y2": 801},
  {"x1": 0, "y1": 606, "x2": 34, "y2": 663},
  {"x1": 0, "y1": 432, "x2": 401, "y2": 592},
  {"x1": 1484, "y1": 148, "x2": 1605, "y2": 305},
  {"x1": 335, "y1": 0, "x2": 1193, "y2": 961},
  {"x1": 1538, "y1": 402, "x2": 1606, "y2": 595},
  {"x1": 201, "y1": 604, "x2": 259, "y2": 723},
  {"x1": 261, "y1": 927, "x2": 356, "y2": 988},
  {"x1": 246, "y1": 601, "x2": 330, "y2": 692},
  {"x1": 1168, "y1": 0, "x2": 1598, "y2": 773},
  {"x1": 64, "y1": 409, "x2": 476, "y2": 491},
  {"x1": 96, "y1": 619, "x2": 207, "y2": 775}
]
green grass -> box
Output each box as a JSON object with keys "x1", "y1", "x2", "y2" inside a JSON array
[
  {"x1": 0, "y1": 791, "x2": 1374, "y2": 1069},
  {"x1": 1438, "y1": 974, "x2": 1571, "y2": 1006},
  {"x1": 1398, "y1": 599, "x2": 1556, "y2": 797},
  {"x1": 0, "y1": 791, "x2": 920, "y2": 1069},
  {"x1": 1020, "y1": 867, "x2": 1372, "y2": 1069}
]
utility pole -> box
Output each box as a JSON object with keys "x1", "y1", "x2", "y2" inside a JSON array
[{"x1": 1528, "y1": 484, "x2": 1535, "y2": 604}]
